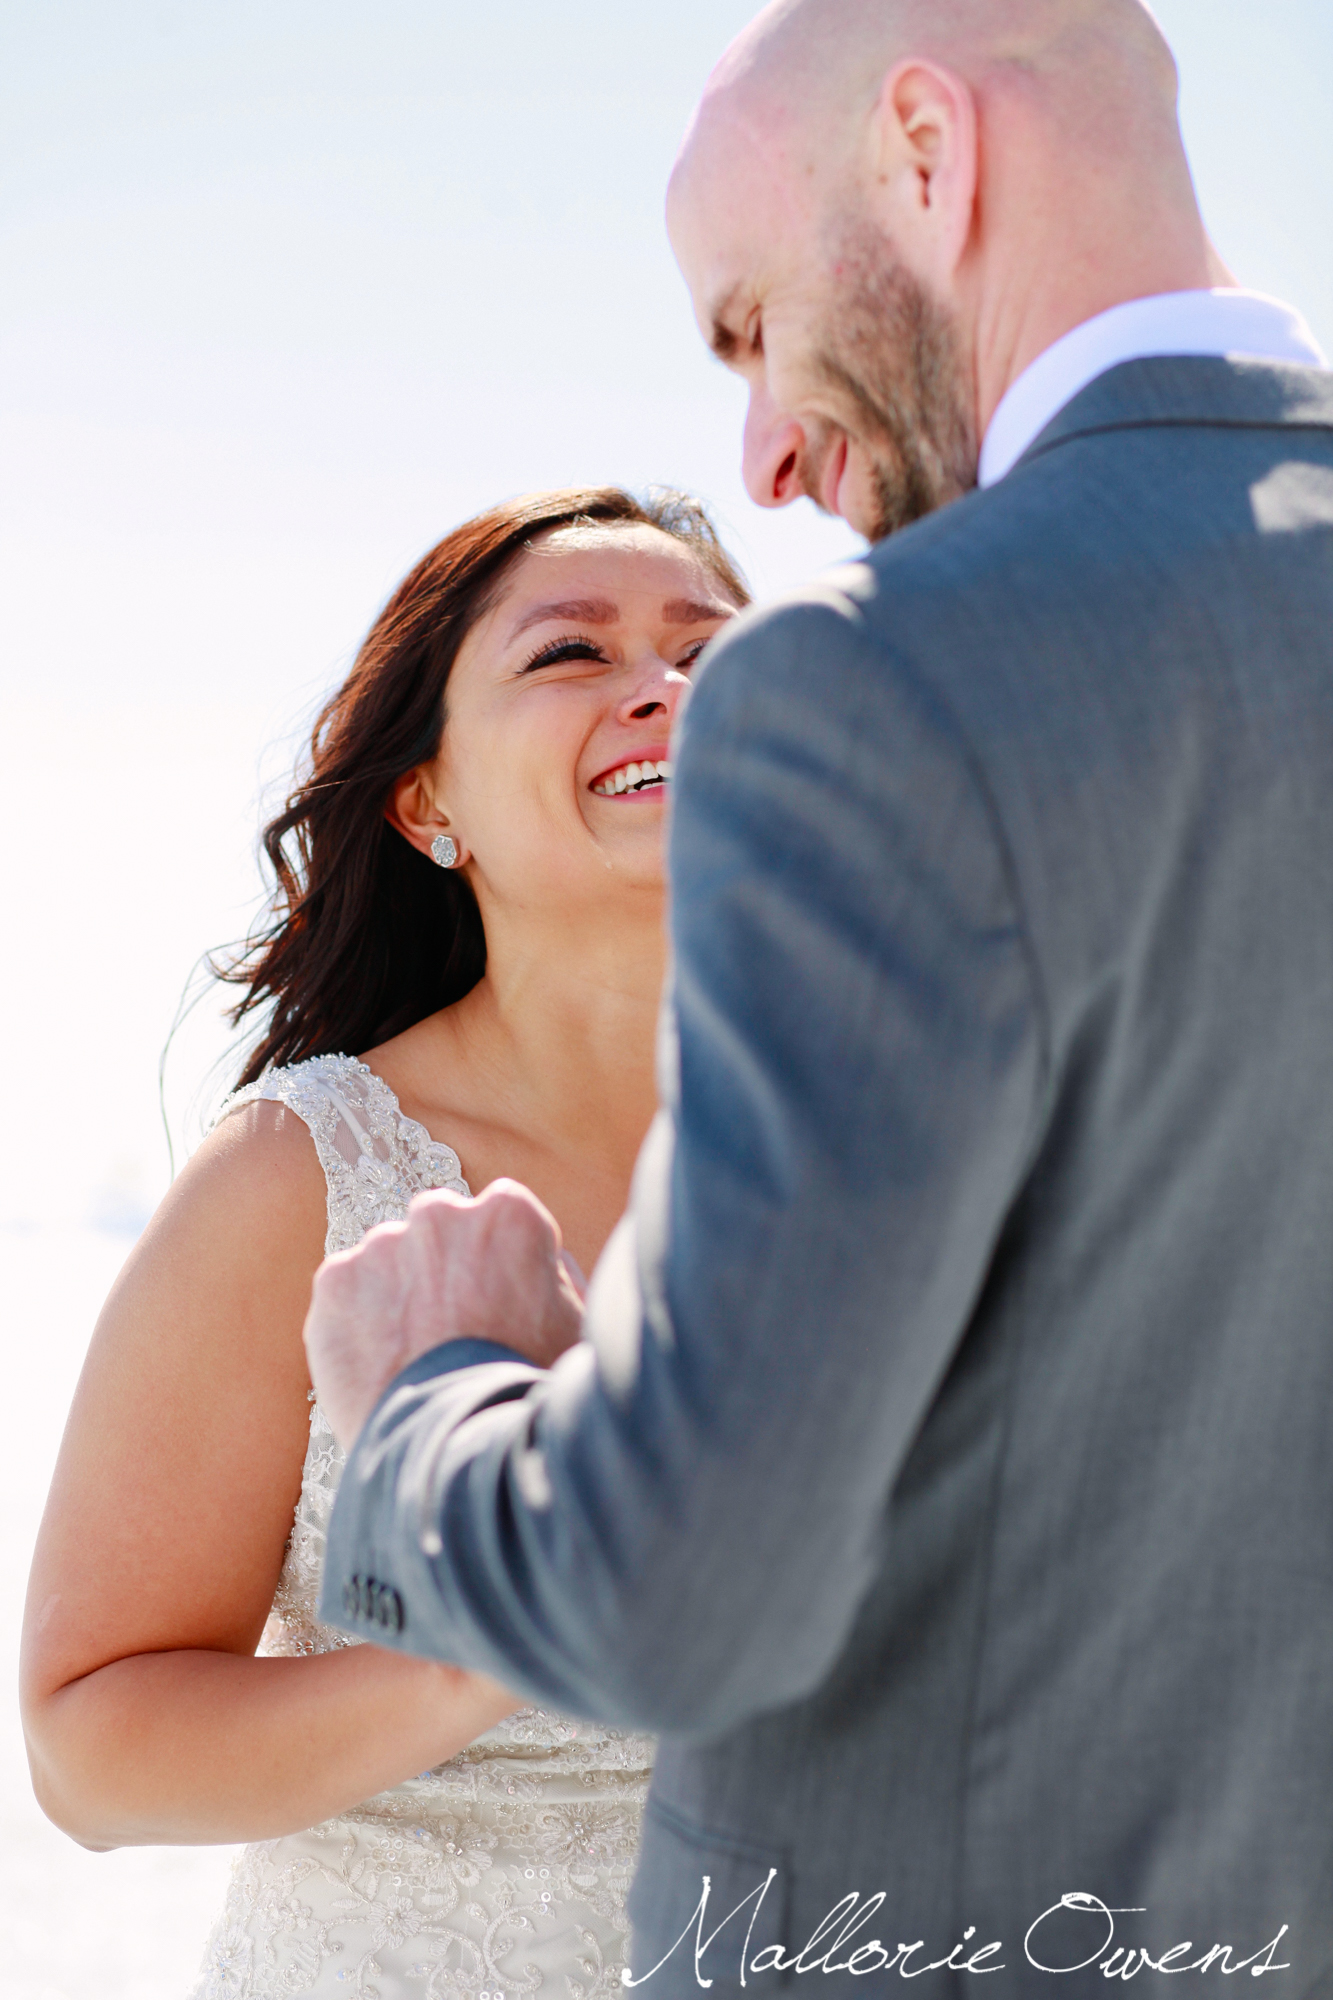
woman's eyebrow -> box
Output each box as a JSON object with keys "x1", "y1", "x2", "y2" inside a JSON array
[
  {"x1": 662, "y1": 597, "x2": 736, "y2": 624},
  {"x1": 509, "y1": 597, "x2": 619, "y2": 639},
  {"x1": 508, "y1": 594, "x2": 734, "y2": 641}
]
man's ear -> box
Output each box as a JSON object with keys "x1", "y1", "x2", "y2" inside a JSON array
[
  {"x1": 385, "y1": 766, "x2": 465, "y2": 864},
  {"x1": 867, "y1": 59, "x2": 978, "y2": 283}
]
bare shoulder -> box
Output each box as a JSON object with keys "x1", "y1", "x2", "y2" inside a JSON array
[
  {"x1": 86, "y1": 1092, "x2": 330, "y2": 1450},
  {"x1": 61, "y1": 1099, "x2": 328, "y2": 1392},
  {"x1": 136, "y1": 1094, "x2": 328, "y2": 1276},
  {"x1": 193, "y1": 1089, "x2": 328, "y2": 1195}
]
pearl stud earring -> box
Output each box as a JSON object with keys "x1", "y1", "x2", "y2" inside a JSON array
[{"x1": 431, "y1": 834, "x2": 459, "y2": 868}]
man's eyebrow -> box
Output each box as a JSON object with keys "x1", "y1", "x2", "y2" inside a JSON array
[
  {"x1": 708, "y1": 285, "x2": 747, "y2": 361},
  {"x1": 710, "y1": 318, "x2": 739, "y2": 361},
  {"x1": 509, "y1": 597, "x2": 619, "y2": 639}
]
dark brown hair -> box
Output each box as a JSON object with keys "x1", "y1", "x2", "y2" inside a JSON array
[{"x1": 218, "y1": 486, "x2": 749, "y2": 1087}]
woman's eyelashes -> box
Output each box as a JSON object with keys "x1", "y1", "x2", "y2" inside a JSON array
[
  {"x1": 520, "y1": 633, "x2": 606, "y2": 673},
  {"x1": 518, "y1": 632, "x2": 716, "y2": 675}
]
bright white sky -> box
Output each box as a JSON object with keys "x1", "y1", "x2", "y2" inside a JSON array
[{"x1": 2, "y1": 0, "x2": 1331, "y2": 1229}]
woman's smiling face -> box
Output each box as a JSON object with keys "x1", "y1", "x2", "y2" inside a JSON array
[{"x1": 414, "y1": 522, "x2": 742, "y2": 917}]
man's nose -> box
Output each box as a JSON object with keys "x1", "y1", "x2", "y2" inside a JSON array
[{"x1": 742, "y1": 382, "x2": 807, "y2": 509}]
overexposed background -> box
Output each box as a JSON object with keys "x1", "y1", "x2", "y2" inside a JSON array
[{"x1": 2, "y1": 3, "x2": 1331, "y2": 1993}]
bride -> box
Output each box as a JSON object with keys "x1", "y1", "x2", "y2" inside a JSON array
[{"x1": 20, "y1": 486, "x2": 748, "y2": 1999}]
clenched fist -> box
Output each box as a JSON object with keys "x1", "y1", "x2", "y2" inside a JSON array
[{"x1": 303, "y1": 1178, "x2": 586, "y2": 1449}]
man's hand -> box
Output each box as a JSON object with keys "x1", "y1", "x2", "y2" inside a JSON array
[{"x1": 303, "y1": 1179, "x2": 587, "y2": 1449}]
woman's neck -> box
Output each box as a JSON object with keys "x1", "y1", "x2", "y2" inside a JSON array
[{"x1": 388, "y1": 889, "x2": 668, "y2": 1169}]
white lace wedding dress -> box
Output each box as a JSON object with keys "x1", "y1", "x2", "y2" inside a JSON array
[{"x1": 190, "y1": 1054, "x2": 654, "y2": 2000}]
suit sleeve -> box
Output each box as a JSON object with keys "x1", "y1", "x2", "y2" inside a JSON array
[{"x1": 320, "y1": 588, "x2": 1047, "y2": 1735}]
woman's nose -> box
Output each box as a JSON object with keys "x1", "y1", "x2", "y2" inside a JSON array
[
  {"x1": 619, "y1": 660, "x2": 691, "y2": 725},
  {"x1": 742, "y1": 380, "x2": 807, "y2": 509}
]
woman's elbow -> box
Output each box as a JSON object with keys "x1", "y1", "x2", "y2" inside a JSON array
[
  {"x1": 27, "y1": 1761, "x2": 120, "y2": 1851},
  {"x1": 21, "y1": 1690, "x2": 126, "y2": 1852}
]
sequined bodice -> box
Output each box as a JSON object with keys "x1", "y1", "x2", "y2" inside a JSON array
[{"x1": 190, "y1": 1054, "x2": 653, "y2": 2000}]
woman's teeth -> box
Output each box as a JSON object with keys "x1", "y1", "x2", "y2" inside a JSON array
[{"x1": 592, "y1": 758, "x2": 672, "y2": 797}]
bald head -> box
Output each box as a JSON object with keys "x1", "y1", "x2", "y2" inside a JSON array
[
  {"x1": 691, "y1": 0, "x2": 1178, "y2": 170},
  {"x1": 668, "y1": 0, "x2": 1209, "y2": 539},
  {"x1": 712, "y1": 0, "x2": 1175, "y2": 86}
]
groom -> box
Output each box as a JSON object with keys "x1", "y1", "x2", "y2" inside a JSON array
[{"x1": 307, "y1": 0, "x2": 1333, "y2": 1990}]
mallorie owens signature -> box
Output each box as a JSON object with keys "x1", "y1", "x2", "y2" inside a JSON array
[{"x1": 621, "y1": 1878, "x2": 1293, "y2": 1987}]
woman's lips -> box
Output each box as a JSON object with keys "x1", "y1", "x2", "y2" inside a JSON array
[{"x1": 588, "y1": 748, "x2": 673, "y2": 799}]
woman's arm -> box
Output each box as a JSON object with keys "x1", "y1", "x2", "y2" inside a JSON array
[{"x1": 20, "y1": 1100, "x2": 518, "y2": 1849}]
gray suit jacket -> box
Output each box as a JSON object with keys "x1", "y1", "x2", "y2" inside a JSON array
[{"x1": 323, "y1": 357, "x2": 1333, "y2": 1995}]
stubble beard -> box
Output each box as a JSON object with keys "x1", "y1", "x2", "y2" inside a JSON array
[{"x1": 803, "y1": 220, "x2": 978, "y2": 542}]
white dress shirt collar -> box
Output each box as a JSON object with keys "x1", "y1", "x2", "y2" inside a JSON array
[{"x1": 978, "y1": 289, "x2": 1328, "y2": 489}]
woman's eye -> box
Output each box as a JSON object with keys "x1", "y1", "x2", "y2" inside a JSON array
[
  {"x1": 678, "y1": 639, "x2": 711, "y2": 671},
  {"x1": 521, "y1": 635, "x2": 607, "y2": 673}
]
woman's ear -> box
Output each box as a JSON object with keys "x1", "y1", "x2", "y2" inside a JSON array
[{"x1": 385, "y1": 767, "x2": 468, "y2": 865}]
